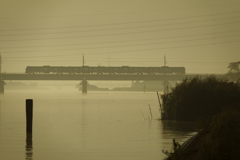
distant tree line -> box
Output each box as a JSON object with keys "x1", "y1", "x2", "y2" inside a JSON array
[{"x1": 160, "y1": 76, "x2": 240, "y2": 121}]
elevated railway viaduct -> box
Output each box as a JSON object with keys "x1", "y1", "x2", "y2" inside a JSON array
[{"x1": 0, "y1": 73, "x2": 224, "y2": 93}]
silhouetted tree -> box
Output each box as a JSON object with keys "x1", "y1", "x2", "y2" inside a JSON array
[
  {"x1": 228, "y1": 61, "x2": 240, "y2": 73},
  {"x1": 225, "y1": 61, "x2": 240, "y2": 82}
]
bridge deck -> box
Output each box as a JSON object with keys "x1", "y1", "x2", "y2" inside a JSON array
[{"x1": 0, "y1": 73, "x2": 223, "y2": 81}]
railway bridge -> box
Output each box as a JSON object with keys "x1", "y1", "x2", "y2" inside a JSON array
[{"x1": 0, "y1": 73, "x2": 224, "y2": 93}]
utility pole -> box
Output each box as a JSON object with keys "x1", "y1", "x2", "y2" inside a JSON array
[
  {"x1": 82, "y1": 54, "x2": 85, "y2": 66},
  {"x1": 164, "y1": 54, "x2": 167, "y2": 66}
]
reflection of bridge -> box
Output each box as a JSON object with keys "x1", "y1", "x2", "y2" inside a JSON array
[{"x1": 0, "y1": 73, "x2": 224, "y2": 93}]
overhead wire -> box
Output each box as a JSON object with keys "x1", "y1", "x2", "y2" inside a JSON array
[
  {"x1": 1, "y1": 2, "x2": 240, "y2": 20},
  {"x1": 2, "y1": 33, "x2": 240, "y2": 54},
  {"x1": 1, "y1": 29, "x2": 240, "y2": 50},
  {"x1": 1, "y1": 3, "x2": 240, "y2": 68},
  {"x1": 2, "y1": 38, "x2": 240, "y2": 58},
  {"x1": 1, "y1": 10, "x2": 240, "y2": 33},
  {"x1": 1, "y1": 20, "x2": 240, "y2": 42},
  {"x1": 79, "y1": 38, "x2": 240, "y2": 56},
  {"x1": 2, "y1": 15, "x2": 240, "y2": 37},
  {"x1": 1, "y1": 7, "x2": 240, "y2": 53},
  {"x1": 3, "y1": 58, "x2": 231, "y2": 64}
]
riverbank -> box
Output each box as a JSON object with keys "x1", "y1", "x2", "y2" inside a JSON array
[{"x1": 164, "y1": 108, "x2": 240, "y2": 160}]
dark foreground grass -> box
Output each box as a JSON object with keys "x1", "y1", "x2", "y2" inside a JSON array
[{"x1": 162, "y1": 108, "x2": 240, "y2": 160}]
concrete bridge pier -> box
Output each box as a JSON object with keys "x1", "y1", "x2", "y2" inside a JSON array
[
  {"x1": 0, "y1": 79, "x2": 5, "y2": 93},
  {"x1": 81, "y1": 78, "x2": 88, "y2": 93},
  {"x1": 163, "y1": 80, "x2": 169, "y2": 93}
]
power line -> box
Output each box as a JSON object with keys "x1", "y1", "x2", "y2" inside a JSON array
[
  {"x1": 84, "y1": 38, "x2": 240, "y2": 55},
  {"x1": 2, "y1": 30, "x2": 240, "y2": 49},
  {"x1": 2, "y1": 34, "x2": 240, "y2": 54},
  {"x1": 2, "y1": 15, "x2": 240, "y2": 37},
  {"x1": 1, "y1": 10, "x2": 240, "y2": 32},
  {"x1": 2, "y1": 20, "x2": 240, "y2": 42},
  {"x1": 1, "y1": 2, "x2": 240, "y2": 20},
  {"x1": 3, "y1": 59, "x2": 230, "y2": 64},
  {"x1": 2, "y1": 38, "x2": 240, "y2": 57},
  {"x1": 0, "y1": 19, "x2": 216, "y2": 36},
  {"x1": 4, "y1": 56, "x2": 235, "y2": 61}
]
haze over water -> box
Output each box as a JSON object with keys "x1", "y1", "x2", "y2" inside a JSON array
[{"x1": 0, "y1": 90, "x2": 196, "y2": 160}]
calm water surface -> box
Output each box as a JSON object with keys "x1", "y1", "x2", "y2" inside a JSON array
[{"x1": 0, "y1": 90, "x2": 196, "y2": 160}]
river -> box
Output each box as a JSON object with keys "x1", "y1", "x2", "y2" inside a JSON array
[{"x1": 0, "y1": 90, "x2": 196, "y2": 160}]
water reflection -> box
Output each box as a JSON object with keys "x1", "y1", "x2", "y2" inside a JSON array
[
  {"x1": 0, "y1": 99, "x2": 1, "y2": 124},
  {"x1": 0, "y1": 91, "x2": 197, "y2": 160},
  {"x1": 25, "y1": 133, "x2": 33, "y2": 160},
  {"x1": 161, "y1": 120, "x2": 197, "y2": 141},
  {"x1": 161, "y1": 120, "x2": 196, "y2": 132}
]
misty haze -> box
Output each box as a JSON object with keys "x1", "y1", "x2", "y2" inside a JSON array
[{"x1": 0, "y1": 0, "x2": 240, "y2": 160}]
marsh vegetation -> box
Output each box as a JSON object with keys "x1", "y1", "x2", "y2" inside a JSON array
[
  {"x1": 160, "y1": 76, "x2": 240, "y2": 121},
  {"x1": 161, "y1": 74, "x2": 240, "y2": 160}
]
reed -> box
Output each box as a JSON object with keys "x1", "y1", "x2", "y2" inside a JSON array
[
  {"x1": 148, "y1": 104, "x2": 153, "y2": 120},
  {"x1": 140, "y1": 109, "x2": 146, "y2": 120}
]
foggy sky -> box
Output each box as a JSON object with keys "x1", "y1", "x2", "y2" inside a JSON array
[{"x1": 0, "y1": 0, "x2": 240, "y2": 74}]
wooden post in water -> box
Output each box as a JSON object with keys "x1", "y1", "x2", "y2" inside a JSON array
[
  {"x1": 26, "y1": 99, "x2": 33, "y2": 133},
  {"x1": 0, "y1": 78, "x2": 4, "y2": 93}
]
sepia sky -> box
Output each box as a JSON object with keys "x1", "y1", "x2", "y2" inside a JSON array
[{"x1": 0, "y1": 0, "x2": 240, "y2": 74}]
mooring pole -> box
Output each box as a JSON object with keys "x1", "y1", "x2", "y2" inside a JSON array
[
  {"x1": 0, "y1": 78, "x2": 4, "y2": 93},
  {"x1": 26, "y1": 99, "x2": 33, "y2": 133}
]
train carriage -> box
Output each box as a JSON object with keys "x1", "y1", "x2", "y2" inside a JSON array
[
  {"x1": 50, "y1": 66, "x2": 59, "y2": 73},
  {"x1": 26, "y1": 66, "x2": 185, "y2": 75}
]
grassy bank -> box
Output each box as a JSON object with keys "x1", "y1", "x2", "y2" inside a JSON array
[
  {"x1": 163, "y1": 108, "x2": 240, "y2": 160},
  {"x1": 160, "y1": 75, "x2": 240, "y2": 159}
]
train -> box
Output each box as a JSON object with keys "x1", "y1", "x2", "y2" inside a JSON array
[{"x1": 25, "y1": 65, "x2": 186, "y2": 75}]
